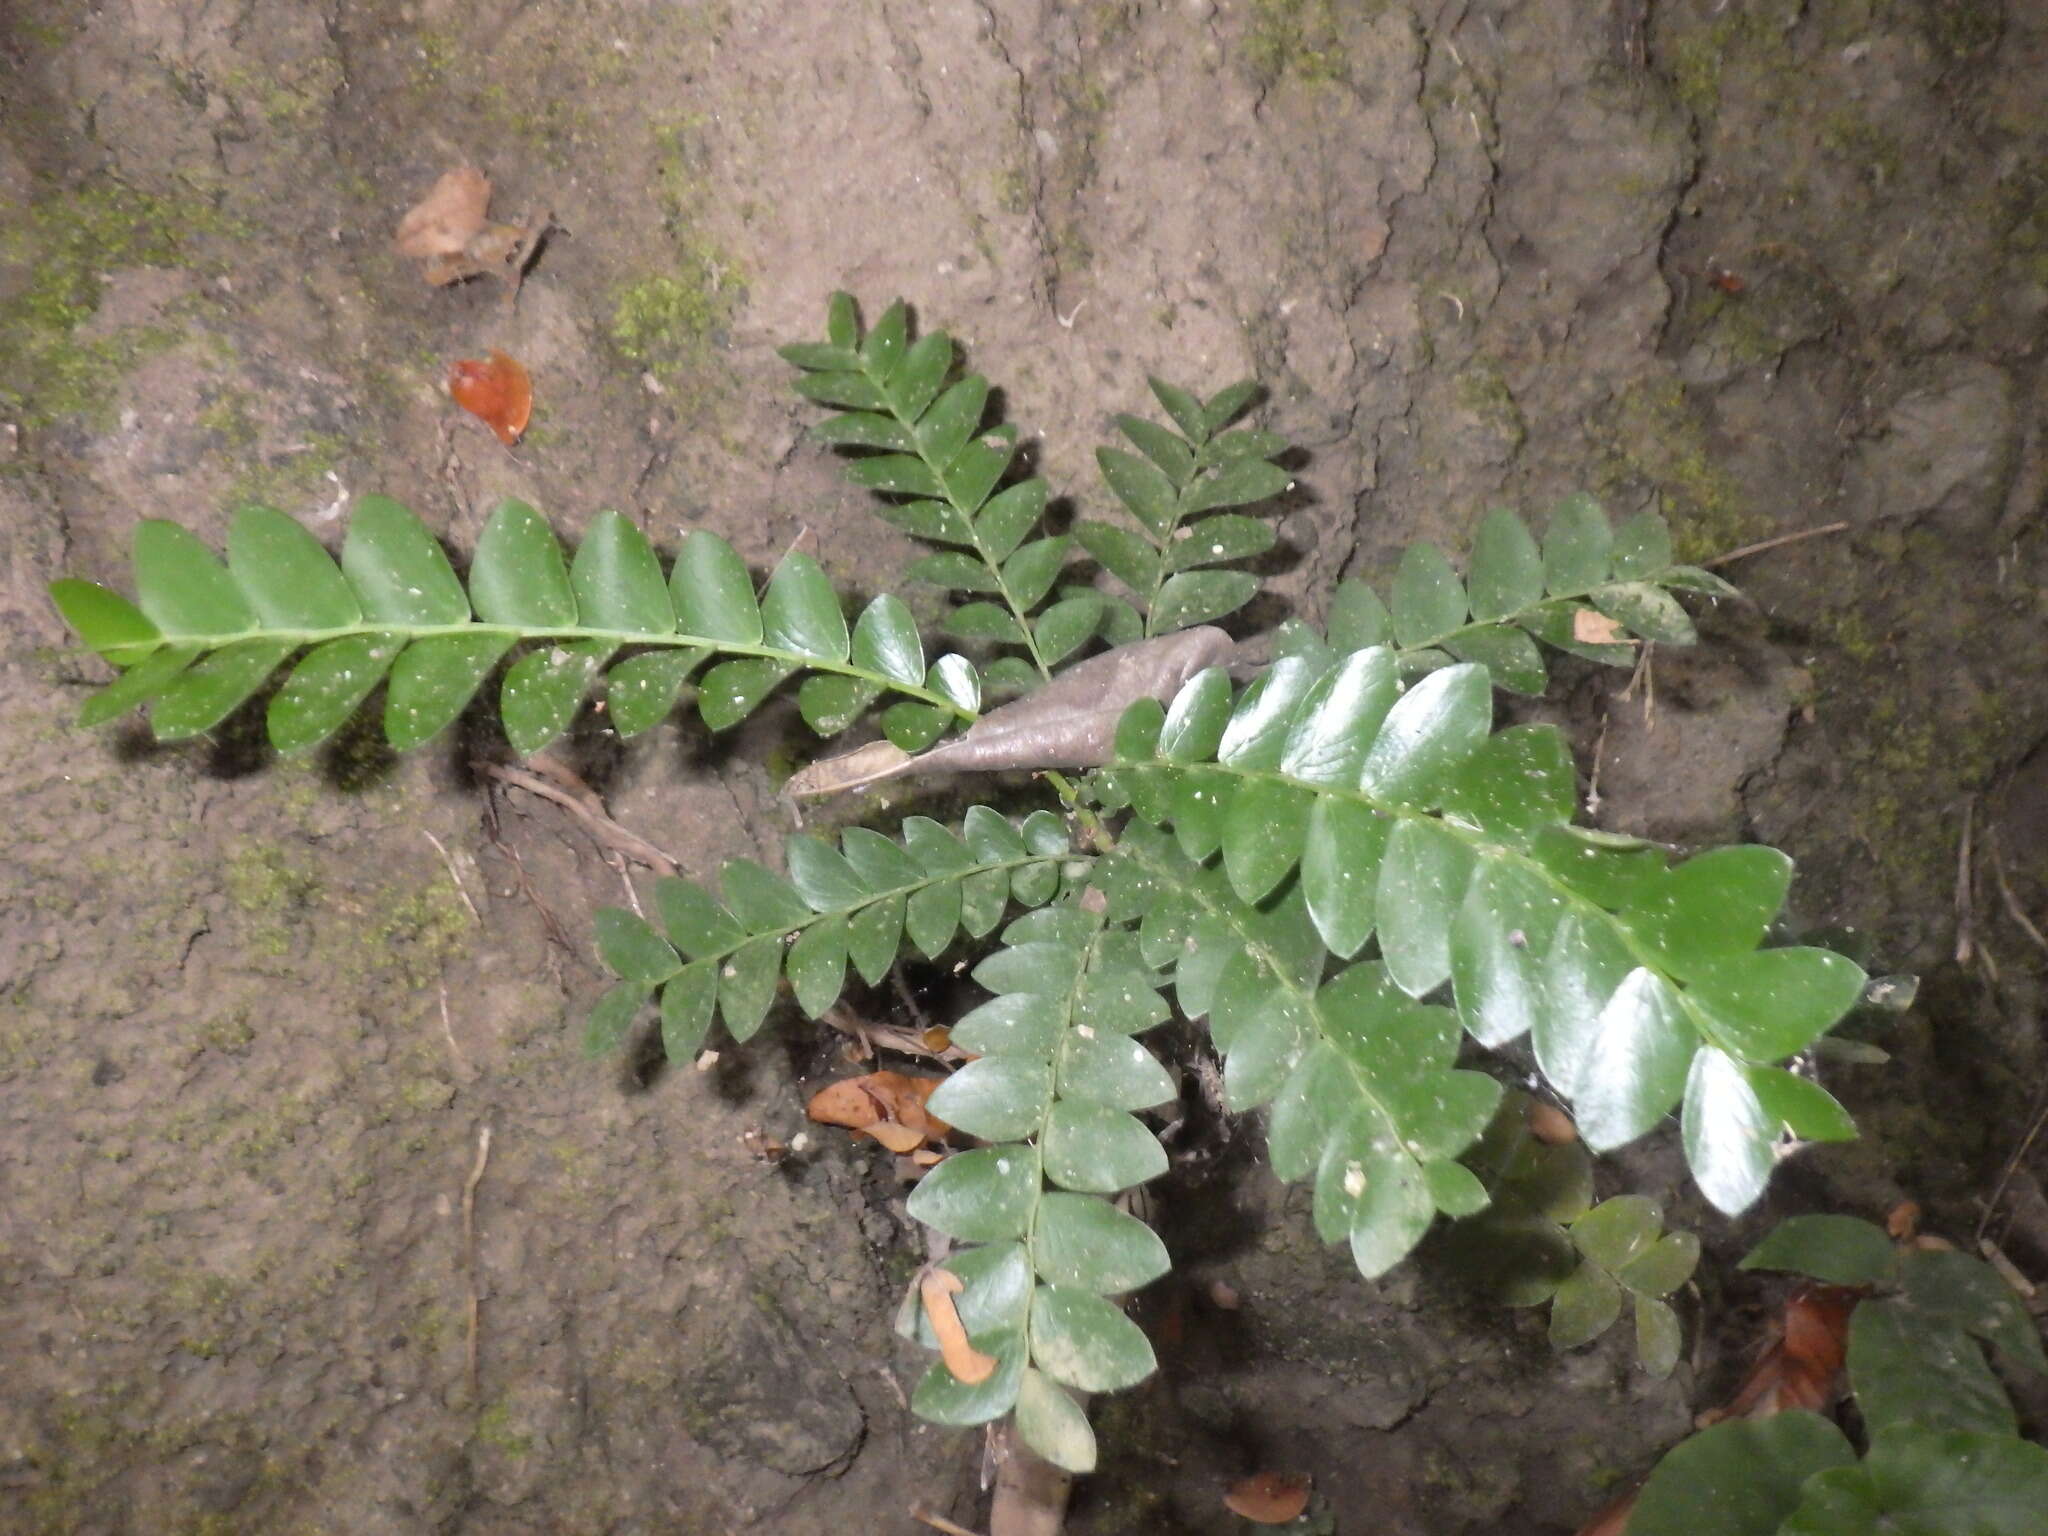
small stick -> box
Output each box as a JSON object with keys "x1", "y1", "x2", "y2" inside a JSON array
[
  {"x1": 422, "y1": 830, "x2": 481, "y2": 923},
  {"x1": 437, "y1": 984, "x2": 468, "y2": 1079},
  {"x1": 1989, "y1": 833, "x2": 2048, "y2": 958},
  {"x1": 1955, "y1": 797, "x2": 1977, "y2": 966},
  {"x1": 910, "y1": 1509, "x2": 986, "y2": 1536},
  {"x1": 478, "y1": 759, "x2": 679, "y2": 875},
  {"x1": 463, "y1": 1124, "x2": 493, "y2": 1402},
  {"x1": 1977, "y1": 1081, "x2": 2048, "y2": 1244},
  {"x1": 1702, "y1": 520, "x2": 1851, "y2": 569}
]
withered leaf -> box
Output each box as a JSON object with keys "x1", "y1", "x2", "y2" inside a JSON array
[
  {"x1": 805, "y1": 1070, "x2": 949, "y2": 1151},
  {"x1": 1572, "y1": 608, "x2": 1629, "y2": 646},
  {"x1": 395, "y1": 167, "x2": 491, "y2": 262},
  {"x1": 1222, "y1": 1471, "x2": 1311, "y2": 1524},
  {"x1": 921, "y1": 1267, "x2": 998, "y2": 1385},
  {"x1": 787, "y1": 626, "x2": 1237, "y2": 797}
]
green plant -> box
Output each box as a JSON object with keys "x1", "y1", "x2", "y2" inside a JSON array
[
  {"x1": 1622, "y1": 1215, "x2": 2048, "y2": 1534},
  {"x1": 52, "y1": 294, "x2": 1875, "y2": 1479}
]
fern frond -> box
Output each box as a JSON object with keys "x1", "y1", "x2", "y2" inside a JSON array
[
  {"x1": 898, "y1": 891, "x2": 1177, "y2": 1472},
  {"x1": 585, "y1": 807, "x2": 1076, "y2": 1056},
  {"x1": 50, "y1": 498, "x2": 980, "y2": 756},
  {"x1": 1078, "y1": 377, "x2": 1295, "y2": 637},
  {"x1": 782, "y1": 294, "x2": 1075, "y2": 686},
  {"x1": 1272, "y1": 497, "x2": 1738, "y2": 694},
  {"x1": 1099, "y1": 646, "x2": 1866, "y2": 1224}
]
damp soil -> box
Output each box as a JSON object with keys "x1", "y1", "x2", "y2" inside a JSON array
[{"x1": 2, "y1": 2, "x2": 2046, "y2": 1533}]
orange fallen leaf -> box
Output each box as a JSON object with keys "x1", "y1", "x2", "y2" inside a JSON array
[
  {"x1": 1704, "y1": 1283, "x2": 1858, "y2": 1425},
  {"x1": 449, "y1": 350, "x2": 532, "y2": 445},
  {"x1": 1223, "y1": 1471, "x2": 1310, "y2": 1524},
  {"x1": 805, "y1": 1070, "x2": 950, "y2": 1151},
  {"x1": 1573, "y1": 608, "x2": 1630, "y2": 645},
  {"x1": 920, "y1": 1267, "x2": 997, "y2": 1385},
  {"x1": 1886, "y1": 1200, "x2": 1921, "y2": 1240}
]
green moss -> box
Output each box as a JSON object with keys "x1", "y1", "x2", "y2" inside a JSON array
[
  {"x1": 361, "y1": 874, "x2": 472, "y2": 990},
  {"x1": 0, "y1": 175, "x2": 235, "y2": 427},
  {"x1": 1243, "y1": 0, "x2": 1359, "y2": 86},
  {"x1": 1453, "y1": 361, "x2": 1526, "y2": 451},
  {"x1": 474, "y1": 1399, "x2": 534, "y2": 1457},
  {"x1": 1596, "y1": 376, "x2": 1766, "y2": 562},
  {"x1": 1819, "y1": 109, "x2": 1904, "y2": 189},
  {"x1": 224, "y1": 843, "x2": 320, "y2": 957}
]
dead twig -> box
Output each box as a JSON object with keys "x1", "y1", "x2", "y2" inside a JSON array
[
  {"x1": 911, "y1": 1509, "x2": 987, "y2": 1536},
  {"x1": 1956, "y1": 796, "x2": 1978, "y2": 966},
  {"x1": 1702, "y1": 520, "x2": 1852, "y2": 570},
  {"x1": 463, "y1": 1123, "x2": 494, "y2": 1402},
  {"x1": 822, "y1": 1004, "x2": 966, "y2": 1065},
  {"x1": 437, "y1": 983, "x2": 469, "y2": 1081},
  {"x1": 1989, "y1": 832, "x2": 2048, "y2": 959},
  {"x1": 422, "y1": 829, "x2": 481, "y2": 923},
  {"x1": 480, "y1": 787, "x2": 577, "y2": 976},
  {"x1": 476, "y1": 757, "x2": 679, "y2": 876}
]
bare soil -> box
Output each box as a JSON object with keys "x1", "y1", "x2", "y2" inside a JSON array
[{"x1": 3, "y1": 2, "x2": 2046, "y2": 1533}]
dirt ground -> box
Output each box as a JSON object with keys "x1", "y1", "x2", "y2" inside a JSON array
[{"x1": 3, "y1": 1, "x2": 2046, "y2": 1532}]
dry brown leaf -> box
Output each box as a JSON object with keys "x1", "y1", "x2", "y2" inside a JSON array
[
  {"x1": 1527, "y1": 1098, "x2": 1580, "y2": 1146},
  {"x1": 921, "y1": 1268, "x2": 997, "y2": 1385},
  {"x1": 395, "y1": 167, "x2": 491, "y2": 262},
  {"x1": 1886, "y1": 1200, "x2": 1921, "y2": 1241},
  {"x1": 1572, "y1": 608, "x2": 1629, "y2": 645},
  {"x1": 1223, "y1": 1471, "x2": 1311, "y2": 1524},
  {"x1": 448, "y1": 350, "x2": 532, "y2": 445},
  {"x1": 805, "y1": 1070, "x2": 950, "y2": 1151}
]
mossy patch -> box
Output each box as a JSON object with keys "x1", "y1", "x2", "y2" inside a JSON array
[
  {"x1": 1242, "y1": 0, "x2": 1361, "y2": 87},
  {"x1": 1594, "y1": 376, "x2": 1767, "y2": 562}
]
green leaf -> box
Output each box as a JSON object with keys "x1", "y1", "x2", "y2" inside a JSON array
[
  {"x1": 927, "y1": 1057, "x2": 1053, "y2": 1142},
  {"x1": 594, "y1": 908, "x2": 682, "y2": 984},
  {"x1": 1621, "y1": 1231, "x2": 1702, "y2": 1298},
  {"x1": 1032, "y1": 1192, "x2": 1170, "y2": 1293},
  {"x1": 1168, "y1": 513, "x2": 1275, "y2": 571},
  {"x1": 1223, "y1": 780, "x2": 1313, "y2": 903},
  {"x1": 847, "y1": 894, "x2": 906, "y2": 986},
  {"x1": 1014, "y1": 1368, "x2": 1095, "y2": 1473},
  {"x1": 887, "y1": 330, "x2": 953, "y2": 420},
  {"x1": 1781, "y1": 1430, "x2": 2048, "y2": 1536},
  {"x1": 1042, "y1": 1102, "x2": 1167, "y2": 1195},
  {"x1": 571, "y1": 510, "x2": 674, "y2": 634},
  {"x1": 907, "y1": 1145, "x2": 1040, "y2": 1242},
  {"x1": 1449, "y1": 863, "x2": 1550, "y2": 1047},
  {"x1": 1530, "y1": 823, "x2": 1667, "y2": 911},
  {"x1": 1662, "y1": 564, "x2": 1740, "y2": 597},
  {"x1": 602, "y1": 649, "x2": 702, "y2": 738},
  {"x1": 1072, "y1": 967, "x2": 1169, "y2": 1036},
  {"x1": 1440, "y1": 724, "x2": 1576, "y2": 843},
  {"x1": 1624, "y1": 845, "x2": 1792, "y2": 982},
  {"x1": 150, "y1": 640, "x2": 294, "y2": 739},
  {"x1": 1035, "y1": 594, "x2": 1105, "y2": 665},
  {"x1": 945, "y1": 601, "x2": 1026, "y2": 643},
  {"x1": 77, "y1": 643, "x2": 199, "y2": 726},
  {"x1": 953, "y1": 993, "x2": 1063, "y2": 1058},
  {"x1": 908, "y1": 552, "x2": 1001, "y2": 595},
  {"x1": 1075, "y1": 520, "x2": 1160, "y2": 597},
  {"x1": 1899, "y1": 1247, "x2": 2048, "y2": 1373},
  {"x1": 761, "y1": 552, "x2": 849, "y2": 661},
  {"x1": 1542, "y1": 492, "x2": 1613, "y2": 593},
  {"x1": 716, "y1": 938, "x2": 782, "y2": 1042},
  {"x1": 1154, "y1": 666, "x2": 1231, "y2": 762},
  {"x1": 785, "y1": 834, "x2": 870, "y2": 911},
  {"x1": 1611, "y1": 510, "x2": 1675, "y2": 580},
  {"x1": 1443, "y1": 624, "x2": 1548, "y2": 695},
  {"x1": 1327, "y1": 580, "x2": 1394, "y2": 651},
  {"x1": 1629, "y1": 1414, "x2": 1855, "y2": 1536},
  {"x1": 785, "y1": 915, "x2": 848, "y2": 1017},
  {"x1": 1532, "y1": 912, "x2": 1635, "y2": 1097},
  {"x1": 1636, "y1": 1294, "x2": 1683, "y2": 1378},
  {"x1": 1057, "y1": 1032, "x2": 1176, "y2": 1112},
  {"x1": 1097, "y1": 447, "x2": 1178, "y2": 537},
  {"x1": 927, "y1": 654, "x2": 980, "y2": 714},
  {"x1": 883, "y1": 699, "x2": 951, "y2": 751},
  {"x1": 1218, "y1": 655, "x2": 1326, "y2": 769},
  {"x1": 917, "y1": 374, "x2": 990, "y2": 465},
  {"x1": 940, "y1": 433, "x2": 1016, "y2": 513},
  {"x1": 583, "y1": 980, "x2": 648, "y2": 1056},
  {"x1": 778, "y1": 340, "x2": 860, "y2": 373},
  {"x1": 132, "y1": 519, "x2": 258, "y2": 637},
  {"x1": 1003, "y1": 536, "x2": 1070, "y2": 610},
  {"x1": 343, "y1": 496, "x2": 470, "y2": 626},
  {"x1": 860, "y1": 298, "x2": 908, "y2": 377},
  {"x1": 1115, "y1": 413, "x2": 1195, "y2": 484},
  {"x1": 875, "y1": 498, "x2": 975, "y2": 545},
  {"x1": 1574, "y1": 969, "x2": 1693, "y2": 1151},
  {"x1": 1358, "y1": 664, "x2": 1491, "y2": 807},
  {"x1": 670, "y1": 530, "x2": 762, "y2": 645},
  {"x1": 1548, "y1": 1263, "x2": 1623, "y2": 1348},
  {"x1": 721, "y1": 859, "x2": 813, "y2": 930},
  {"x1": 792, "y1": 369, "x2": 889, "y2": 411},
  {"x1": 1030, "y1": 1286, "x2": 1158, "y2": 1391},
  {"x1": 796, "y1": 673, "x2": 881, "y2": 736},
  {"x1": 660, "y1": 962, "x2": 717, "y2": 1061},
  {"x1": 696, "y1": 657, "x2": 796, "y2": 730},
  {"x1": 1570, "y1": 1194, "x2": 1663, "y2": 1270},
  {"x1": 1682, "y1": 1046, "x2": 1775, "y2": 1216},
  {"x1": 977, "y1": 479, "x2": 1049, "y2": 563},
  {"x1": 1318, "y1": 1104, "x2": 1437, "y2": 1278},
  {"x1": 824, "y1": 292, "x2": 858, "y2": 351},
  {"x1": 655, "y1": 877, "x2": 745, "y2": 958},
  {"x1": 1593, "y1": 581, "x2": 1697, "y2": 645},
  {"x1": 501, "y1": 640, "x2": 608, "y2": 754},
  {"x1": 227, "y1": 505, "x2": 361, "y2": 629},
  {"x1": 1302, "y1": 796, "x2": 1391, "y2": 958},
  {"x1": 1375, "y1": 818, "x2": 1476, "y2": 998},
  {"x1": 1202, "y1": 379, "x2": 1262, "y2": 436},
  {"x1": 470, "y1": 499, "x2": 576, "y2": 626},
  {"x1": 846, "y1": 595, "x2": 924, "y2": 687},
  {"x1": 1279, "y1": 647, "x2": 1400, "y2": 786},
  {"x1": 1467, "y1": 508, "x2": 1544, "y2": 622},
  {"x1": 904, "y1": 878, "x2": 962, "y2": 959},
  {"x1": 1186, "y1": 457, "x2": 1290, "y2": 515},
  {"x1": 1740, "y1": 1215, "x2": 1898, "y2": 1286},
  {"x1": 1426, "y1": 1159, "x2": 1491, "y2": 1217},
  {"x1": 1849, "y1": 1297, "x2": 2016, "y2": 1440},
  {"x1": 1685, "y1": 947, "x2": 1866, "y2": 1063},
  {"x1": 268, "y1": 633, "x2": 402, "y2": 751},
  {"x1": 1749, "y1": 1067, "x2": 1858, "y2": 1142},
  {"x1": 912, "y1": 1330, "x2": 1027, "y2": 1427},
  {"x1": 50, "y1": 579, "x2": 160, "y2": 664},
  {"x1": 1390, "y1": 543, "x2": 1468, "y2": 646},
  {"x1": 1148, "y1": 377, "x2": 1207, "y2": 441}
]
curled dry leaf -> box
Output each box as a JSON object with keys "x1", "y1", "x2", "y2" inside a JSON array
[
  {"x1": 1886, "y1": 1200, "x2": 1921, "y2": 1241},
  {"x1": 449, "y1": 350, "x2": 532, "y2": 445},
  {"x1": 1572, "y1": 608, "x2": 1630, "y2": 646},
  {"x1": 921, "y1": 1267, "x2": 998, "y2": 1385},
  {"x1": 393, "y1": 167, "x2": 553, "y2": 305},
  {"x1": 1222, "y1": 1471, "x2": 1311, "y2": 1525},
  {"x1": 805, "y1": 1070, "x2": 950, "y2": 1152},
  {"x1": 787, "y1": 626, "x2": 1238, "y2": 797},
  {"x1": 1700, "y1": 1283, "x2": 1857, "y2": 1426}
]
